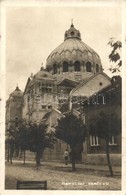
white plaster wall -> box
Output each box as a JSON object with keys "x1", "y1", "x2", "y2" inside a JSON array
[{"x1": 72, "y1": 74, "x2": 111, "y2": 97}]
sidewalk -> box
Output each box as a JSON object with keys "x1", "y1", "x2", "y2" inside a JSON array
[
  {"x1": 6, "y1": 159, "x2": 121, "y2": 174},
  {"x1": 43, "y1": 161, "x2": 121, "y2": 173}
]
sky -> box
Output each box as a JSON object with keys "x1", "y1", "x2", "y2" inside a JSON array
[{"x1": 5, "y1": 5, "x2": 122, "y2": 99}]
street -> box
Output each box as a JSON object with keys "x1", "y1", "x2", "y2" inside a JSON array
[{"x1": 5, "y1": 161, "x2": 121, "y2": 190}]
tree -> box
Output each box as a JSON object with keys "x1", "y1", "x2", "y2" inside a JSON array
[
  {"x1": 55, "y1": 111, "x2": 87, "y2": 171},
  {"x1": 6, "y1": 120, "x2": 32, "y2": 164},
  {"x1": 6, "y1": 123, "x2": 23, "y2": 163},
  {"x1": 6, "y1": 121, "x2": 56, "y2": 167},
  {"x1": 108, "y1": 38, "x2": 122, "y2": 73},
  {"x1": 18, "y1": 122, "x2": 30, "y2": 164},
  {"x1": 26, "y1": 122, "x2": 56, "y2": 167},
  {"x1": 89, "y1": 111, "x2": 121, "y2": 176},
  {"x1": 111, "y1": 75, "x2": 122, "y2": 88}
]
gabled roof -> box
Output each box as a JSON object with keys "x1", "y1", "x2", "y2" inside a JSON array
[
  {"x1": 57, "y1": 78, "x2": 79, "y2": 87},
  {"x1": 70, "y1": 72, "x2": 111, "y2": 97}
]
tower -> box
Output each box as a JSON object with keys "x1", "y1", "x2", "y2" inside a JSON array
[{"x1": 6, "y1": 86, "x2": 23, "y2": 129}]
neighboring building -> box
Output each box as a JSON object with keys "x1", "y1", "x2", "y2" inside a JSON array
[
  {"x1": 69, "y1": 72, "x2": 111, "y2": 110},
  {"x1": 5, "y1": 23, "x2": 121, "y2": 164},
  {"x1": 70, "y1": 76, "x2": 121, "y2": 156}
]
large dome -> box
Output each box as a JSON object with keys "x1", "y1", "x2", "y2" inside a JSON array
[
  {"x1": 47, "y1": 38, "x2": 101, "y2": 65},
  {"x1": 46, "y1": 23, "x2": 103, "y2": 82}
]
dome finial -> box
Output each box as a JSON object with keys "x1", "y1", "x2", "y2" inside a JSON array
[
  {"x1": 15, "y1": 84, "x2": 19, "y2": 91},
  {"x1": 40, "y1": 62, "x2": 44, "y2": 71},
  {"x1": 71, "y1": 18, "x2": 74, "y2": 27}
]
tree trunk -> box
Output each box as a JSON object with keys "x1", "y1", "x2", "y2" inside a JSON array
[
  {"x1": 15, "y1": 145, "x2": 19, "y2": 157},
  {"x1": 7, "y1": 143, "x2": 10, "y2": 162},
  {"x1": 71, "y1": 146, "x2": 76, "y2": 171},
  {"x1": 36, "y1": 149, "x2": 41, "y2": 167},
  {"x1": 20, "y1": 148, "x2": 23, "y2": 158},
  {"x1": 105, "y1": 139, "x2": 113, "y2": 176},
  {"x1": 36, "y1": 127, "x2": 41, "y2": 167},
  {"x1": 23, "y1": 150, "x2": 26, "y2": 165},
  {"x1": 72, "y1": 160, "x2": 75, "y2": 171},
  {"x1": 10, "y1": 144, "x2": 14, "y2": 164},
  {"x1": 10, "y1": 149, "x2": 13, "y2": 164}
]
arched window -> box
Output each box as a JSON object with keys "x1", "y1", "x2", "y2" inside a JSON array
[
  {"x1": 86, "y1": 62, "x2": 92, "y2": 72},
  {"x1": 74, "y1": 61, "x2": 81, "y2": 72},
  {"x1": 71, "y1": 31, "x2": 74, "y2": 36},
  {"x1": 53, "y1": 64, "x2": 57, "y2": 74},
  {"x1": 63, "y1": 61, "x2": 69, "y2": 72},
  {"x1": 96, "y1": 64, "x2": 99, "y2": 73}
]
